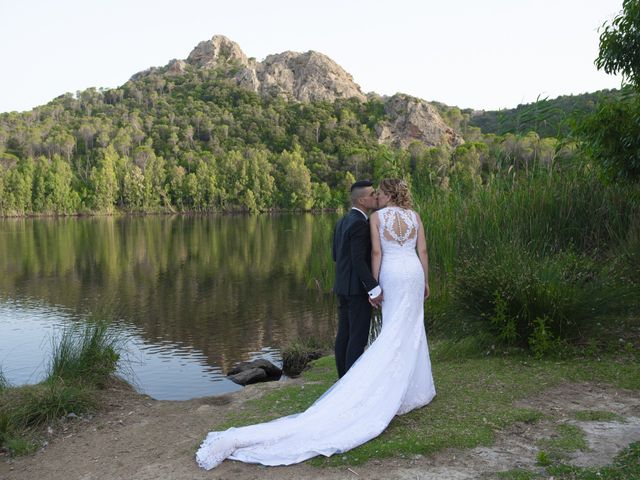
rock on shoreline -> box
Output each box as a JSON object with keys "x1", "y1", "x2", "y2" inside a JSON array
[{"x1": 227, "y1": 359, "x2": 282, "y2": 386}]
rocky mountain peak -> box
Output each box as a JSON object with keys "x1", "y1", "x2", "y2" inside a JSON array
[
  {"x1": 131, "y1": 36, "x2": 463, "y2": 149},
  {"x1": 138, "y1": 36, "x2": 366, "y2": 103},
  {"x1": 186, "y1": 35, "x2": 250, "y2": 69},
  {"x1": 256, "y1": 50, "x2": 366, "y2": 102}
]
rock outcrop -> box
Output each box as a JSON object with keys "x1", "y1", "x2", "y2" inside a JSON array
[
  {"x1": 186, "y1": 36, "x2": 251, "y2": 70},
  {"x1": 377, "y1": 94, "x2": 464, "y2": 149},
  {"x1": 131, "y1": 35, "x2": 463, "y2": 148},
  {"x1": 255, "y1": 50, "x2": 366, "y2": 102},
  {"x1": 182, "y1": 36, "x2": 366, "y2": 103},
  {"x1": 132, "y1": 35, "x2": 366, "y2": 103}
]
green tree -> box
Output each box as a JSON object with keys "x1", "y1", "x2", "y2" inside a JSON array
[
  {"x1": 275, "y1": 148, "x2": 313, "y2": 210},
  {"x1": 166, "y1": 162, "x2": 186, "y2": 210},
  {"x1": 0, "y1": 164, "x2": 6, "y2": 214},
  {"x1": 451, "y1": 143, "x2": 486, "y2": 192},
  {"x1": 123, "y1": 165, "x2": 146, "y2": 210},
  {"x1": 311, "y1": 182, "x2": 332, "y2": 209},
  {"x1": 32, "y1": 156, "x2": 50, "y2": 212},
  {"x1": 575, "y1": 0, "x2": 640, "y2": 180},
  {"x1": 47, "y1": 155, "x2": 78, "y2": 213},
  {"x1": 5, "y1": 157, "x2": 34, "y2": 213},
  {"x1": 89, "y1": 146, "x2": 119, "y2": 212},
  {"x1": 575, "y1": 98, "x2": 640, "y2": 179},
  {"x1": 413, "y1": 145, "x2": 452, "y2": 191},
  {"x1": 596, "y1": 0, "x2": 640, "y2": 86}
]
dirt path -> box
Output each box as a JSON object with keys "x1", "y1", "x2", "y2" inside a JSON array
[{"x1": 1, "y1": 380, "x2": 639, "y2": 480}]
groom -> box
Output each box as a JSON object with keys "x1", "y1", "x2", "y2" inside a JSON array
[{"x1": 332, "y1": 180, "x2": 383, "y2": 378}]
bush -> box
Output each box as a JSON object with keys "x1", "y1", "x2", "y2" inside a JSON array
[
  {"x1": 418, "y1": 159, "x2": 640, "y2": 352},
  {"x1": 448, "y1": 246, "x2": 635, "y2": 349},
  {"x1": 281, "y1": 337, "x2": 331, "y2": 377},
  {"x1": 574, "y1": 94, "x2": 640, "y2": 181},
  {"x1": 528, "y1": 316, "x2": 566, "y2": 359},
  {"x1": 608, "y1": 215, "x2": 640, "y2": 286}
]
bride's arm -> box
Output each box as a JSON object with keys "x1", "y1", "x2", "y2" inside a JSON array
[
  {"x1": 415, "y1": 212, "x2": 430, "y2": 299},
  {"x1": 370, "y1": 211, "x2": 382, "y2": 282}
]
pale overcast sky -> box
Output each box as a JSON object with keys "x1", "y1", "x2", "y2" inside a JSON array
[{"x1": 0, "y1": 0, "x2": 624, "y2": 113}]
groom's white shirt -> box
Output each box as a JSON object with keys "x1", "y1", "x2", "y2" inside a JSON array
[{"x1": 351, "y1": 207, "x2": 382, "y2": 299}]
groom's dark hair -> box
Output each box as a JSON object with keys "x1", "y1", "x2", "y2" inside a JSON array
[
  {"x1": 350, "y1": 179, "x2": 373, "y2": 192},
  {"x1": 350, "y1": 179, "x2": 373, "y2": 205}
]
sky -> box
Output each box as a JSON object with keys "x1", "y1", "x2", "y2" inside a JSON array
[{"x1": 0, "y1": 0, "x2": 624, "y2": 113}]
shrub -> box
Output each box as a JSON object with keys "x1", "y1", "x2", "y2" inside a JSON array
[
  {"x1": 281, "y1": 337, "x2": 331, "y2": 377},
  {"x1": 528, "y1": 316, "x2": 566, "y2": 358},
  {"x1": 449, "y1": 246, "x2": 635, "y2": 349}
]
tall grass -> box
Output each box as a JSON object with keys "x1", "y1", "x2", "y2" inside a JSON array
[
  {"x1": 305, "y1": 213, "x2": 339, "y2": 292},
  {"x1": 1, "y1": 382, "x2": 96, "y2": 429},
  {"x1": 1, "y1": 320, "x2": 122, "y2": 455},
  {"x1": 0, "y1": 368, "x2": 7, "y2": 392},
  {"x1": 416, "y1": 162, "x2": 639, "y2": 287},
  {"x1": 47, "y1": 320, "x2": 121, "y2": 388},
  {"x1": 414, "y1": 160, "x2": 640, "y2": 350}
]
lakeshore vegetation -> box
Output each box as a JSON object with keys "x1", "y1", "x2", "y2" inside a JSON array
[{"x1": 0, "y1": 322, "x2": 122, "y2": 455}]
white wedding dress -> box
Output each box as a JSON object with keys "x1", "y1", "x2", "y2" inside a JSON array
[{"x1": 196, "y1": 206, "x2": 436, "y2": 469}]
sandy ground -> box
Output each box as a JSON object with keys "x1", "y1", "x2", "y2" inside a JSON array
[{"x1": 1, "y1": 379, "x2": 639, "y2": 480}]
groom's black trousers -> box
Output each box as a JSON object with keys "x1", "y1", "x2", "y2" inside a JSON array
[{"x1": 335, "y1": 294, "x2": 372, "y2": 378}]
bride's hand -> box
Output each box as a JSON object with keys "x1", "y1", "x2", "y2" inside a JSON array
[
  {"x1": 369, "y1": 292, "x2": 383, "y2": 309},
  {"x1": 424, "y1": 284, "x2": 430, "y2": 300}
]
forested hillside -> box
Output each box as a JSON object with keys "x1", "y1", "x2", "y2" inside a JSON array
[
  {"x1": 0, "y1": 38, "x2": 629, "y2": 216},
  {"x1": 463, "y1": 88, "x2": 627, "y2": 137}
]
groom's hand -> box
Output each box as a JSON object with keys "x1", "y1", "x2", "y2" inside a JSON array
[{"x1": 369, "y1": 292, "x2": 383, "y2": 309}]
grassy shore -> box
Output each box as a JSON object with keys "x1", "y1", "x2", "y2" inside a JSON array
[
  {"x1": 213, "y1": 341, "x2": 639, "y2": 475},
  {"x1": 499, "y1": 441, "x2": 640, "y2": 480},
  {"x1": 0, "y1": 321, "x2": 121, "y2": 455}
]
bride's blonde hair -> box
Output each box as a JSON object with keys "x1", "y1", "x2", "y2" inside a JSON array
[{"x1": 379, "y1": 178, "x2": 413, "y2": 209}]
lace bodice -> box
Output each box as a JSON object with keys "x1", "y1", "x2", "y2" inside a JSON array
[{"x1": 377, "y1": 206, "x2": 418, "y2": 252}]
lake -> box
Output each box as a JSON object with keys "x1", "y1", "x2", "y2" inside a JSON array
[{"x1": 0, "y1": 214, "x2": 338, "y2": 400}]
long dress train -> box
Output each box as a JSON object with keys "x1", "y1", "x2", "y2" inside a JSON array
[{"x1": 195, "y1": 206, "x2": 436, "y2": 469}]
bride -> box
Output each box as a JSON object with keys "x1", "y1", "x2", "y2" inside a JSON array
[{"x1": 196, "y1": 178, "x2": 436, "y2": 470}]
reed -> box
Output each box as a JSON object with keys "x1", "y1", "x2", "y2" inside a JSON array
[
  {"x1": 1, "y1": 320, "x2": 123, "y2": 455},
  {"x1": 0, "y1": 368, "x2": 7, "y2": 392},
  {"x1": 47, "y1": 320, "x2": 121, "y2": 388},
  {"x1": 414, "y1": 159, "x2": 640, "y2": 349},
  {"x1": 415, "y1": 162, "x2": 639, "y2": 285},
  {"x1": 305, "y1": 213, "x2": 338, "y2": 292}
]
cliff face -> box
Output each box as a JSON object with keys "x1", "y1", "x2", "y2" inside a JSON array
[
  {"x1": 133, "y1": 35, "x2": 462, "y2": 149},
  {"x1": 377, "y1": 94, "x2": 465, "y2": 149},
  {"x1": 182, "y1": 36, "x2": 366, "y2": 103},
  {"x1": 256, "y1": 50, "x2": 366, "y2": 102}
]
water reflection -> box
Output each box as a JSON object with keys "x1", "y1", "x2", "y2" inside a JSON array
[{"x1": 0, "y1": 214, "x2": 338, "y2": 400}]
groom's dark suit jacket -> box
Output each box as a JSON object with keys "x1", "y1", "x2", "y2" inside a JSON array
[{"x1": 332, "y1": 209, "x2": 379, "y2": 296}]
